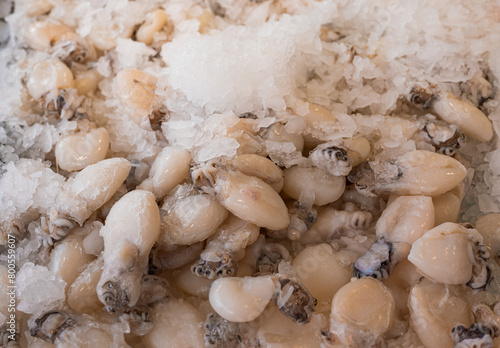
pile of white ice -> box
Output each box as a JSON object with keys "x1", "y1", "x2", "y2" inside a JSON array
[{"x1": 161, "y1": 13, "x2": 322, "y2": 115}]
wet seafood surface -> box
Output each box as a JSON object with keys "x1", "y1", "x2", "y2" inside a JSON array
[{"x1": 1, "y1": 0, "x2": 500, "y2": 347}]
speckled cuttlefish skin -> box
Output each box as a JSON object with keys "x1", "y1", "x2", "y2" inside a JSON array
[{"x1": 2, "y1": 0, "x2": 500, "y2": 347}]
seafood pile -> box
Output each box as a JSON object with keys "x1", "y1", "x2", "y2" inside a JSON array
[{"x1": 1, "y1": 0, "x2": 500, "y2": 347}]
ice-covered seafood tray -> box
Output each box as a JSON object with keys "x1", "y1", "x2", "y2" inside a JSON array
[{"x1": 1, "y1": 0, "x2": 500, "y2": 347}]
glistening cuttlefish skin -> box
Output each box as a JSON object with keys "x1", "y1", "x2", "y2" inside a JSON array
[
  {"x1": 433, "y1": 184, "x2": 465, "y2": 226},
  {"x1": 416, "y1": 118, "x2": 465, "y2": 156},
  {"x1": 137, "y1": 146, "x2": 192, "y2": 201},
  {"x1": 273, "y1": 278, "x2": 317, "y2": 325},
  {"x1": 348, "y1": 150, "x2": 467, "y2": 197},
  {"x1": 328, "y1": 277, "x2": 395, "y2": 347},
  {"x1": 151, "y1": 242, "x2": 204, "y2": 271},
  {"x1": 475, "y1": 214, "x2": 500, "y2": 259},
  {"x1": 136, "y1": 9, "x2": 169, "y2": 45},
  {"x1": 238, "y1": 235, "x2": 292, "y2": 277},
  {"x1": 281, "y1": 166, "x2": 346, "y2": 207},
  {"x1": 292, "y1": 243, "x2": 353, "y2": 302},
  {"x1": 34, "y1": 158, "x2": 131, "y2": 246},
  {"x1": 27, "y1": 58, "x2": 74, "y2": 101},
  {"x1": 353, "y1": 240, "x2": 392, "y2": 279},
  {"x1": 259, "y1": 121, "x2": 305, "y2": 154},
  {"x1": 113, "y1": 69, "x2": 165, "y2": 130},
  {"x1": 250, "y1": 244, "x2": 317, "y2": 325},
  {"x1": 97, "y1": 190, "x2": 160, "y2": 313},
  {"x1": 451, "y1": 324, "x2": 496, "y2": 348},
  {"x1": 408, "y1": 222, "x2": 492, "y2": 291},
  {"x1": 308, "y1": 136, "x2": 371, "y2": 177},
  {"x1": 254, "y1": 242, "x2": 292, "y2": 276},
  {"x1": 460, "y1": 73, "x2": 494, "y2": 106},
  {"x1": 203, "y1": 312, "x2": 258, "y2": 348},
  {"x1": 228, "y1": 154, "x2": 284, "y2": 192},
  {"x1": 408, "y1": 278, "x2": 472, "y2": 348},
  {"x1": 265, "y1": 201, "x2": 318, "y2": 241},
  {"x1": 29, "y1": 310, "x2": 127, "y2": 346},
  {"x1": 57, "y1": 158, "x2": 132, "y2": 226},
  {"x1": 118, "y1": 275, "x2": 170, "y2": 336},
  {"x1": 27, "y1": 59, "x2": 88, "y2": 121},
  {"x1": 45, "y1": 88, "x2": 88, "y2": 121},
  {"x1": 354, "y1": 196, "x2": 435, "y2": 279},
  {"x1": 24, "y1": 19, "x2": 95, "y2": 65},
  {"x1": 288, "y1": 202, "x2": 318, "y2": 241},
  {"x1": 409, "y1": 87, "x2": 494, "y2": 142},
  {"x1": 452, "y1": 303, "x2": 500, "y2": 348},
  {"x1": 158, "y1": 183, "x2": 228, "y2": 246},
  {"x1": 191, "y1": 255, "x2": 238, "y2": 280},
  {"x1": 191, "y1": 214, "x2": 260, "y2": 280},
  {"x1": 297, "y1": 202, "x2": 372, "y2": 245},
  {"x1": 209, "y1": 276, "x2": 276, "y2": 323},
  {"x1": 55, "y1": 127, "x2": 110, "y2": 172},
  {"x1": 209, "y1": 274, "x2": 316, "y2": 325},
  {"x1": 191, "y1": 161, "x2": 290, "y2": 230}
]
